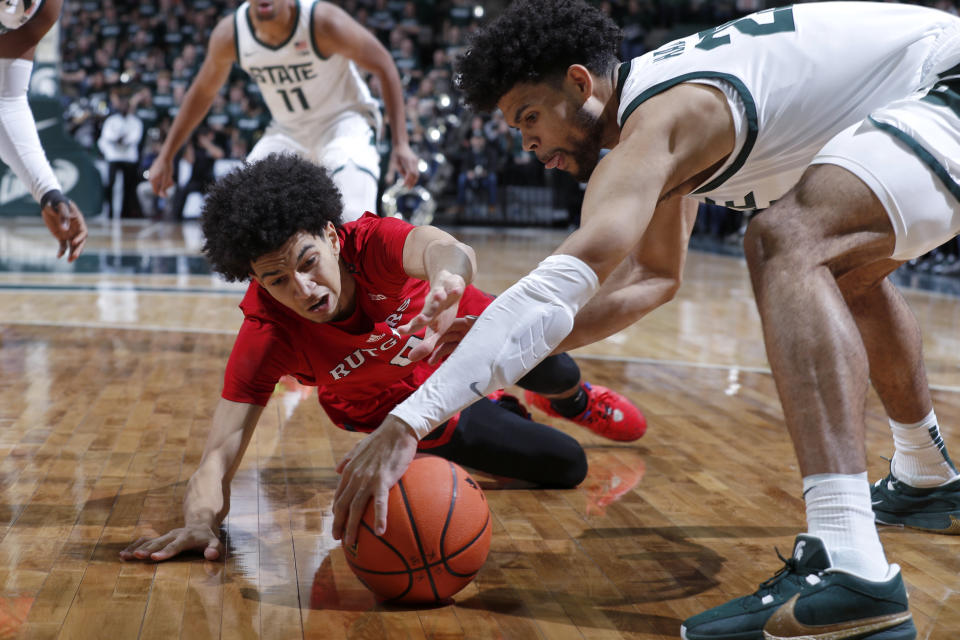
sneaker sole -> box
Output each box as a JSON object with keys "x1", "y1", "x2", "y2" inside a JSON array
[
  {"x1": 875, "y1": 511, "x2": 960, "y2": 535},
  {"x1": 763, "y1": 618, "x2": 917, "y2": 640}
]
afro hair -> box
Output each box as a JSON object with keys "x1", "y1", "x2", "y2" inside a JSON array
[
  {"x1": 200, "y1": 153, "x2": 344, "y2": 281},
  {"x1": 456, "y1": 0, "x2": 622, "y2": 112}
]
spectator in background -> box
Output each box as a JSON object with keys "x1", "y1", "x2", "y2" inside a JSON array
[
  {"x1": 136, "y1": 131, "x2": 163, "y2": 219},
  {"x1": 152, "y1": 70, "x2": 175, "y2": 115},
  {"x1": 456, "y1": 132, "x2": 499, "y2": 213},
  {"x1": 167, "y1": 126, "x2": 224, "y2": 221},
  {"x1": 98, "y1": 87, "x2": 144, "y2": 218}
]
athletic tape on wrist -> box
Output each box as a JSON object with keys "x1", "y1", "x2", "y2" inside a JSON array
[{"x1": 390, "y1": 253, "x2": 599, "y2": 439}]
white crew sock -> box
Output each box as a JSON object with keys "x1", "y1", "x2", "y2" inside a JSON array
[
  {"x1": 890, "y1": 409, "x2": 960, "y2": 487},
  {"x1": 803, "y1": 472, "x2": 889, "y2": 581}
]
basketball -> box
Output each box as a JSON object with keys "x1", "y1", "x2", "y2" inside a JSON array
[{"x1": 343, "y1": 454, "x2": 492, "y2": 604}]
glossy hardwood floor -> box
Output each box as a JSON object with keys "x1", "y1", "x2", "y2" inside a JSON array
[{"x1": 0, "y1": 218, "x2": 959, "y2": 639}]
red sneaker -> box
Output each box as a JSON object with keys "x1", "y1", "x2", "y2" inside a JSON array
[
  {"x1": 487, "y1": 389, "x2": 531, "y2": 420},
  {"x1": 524, "y1": 383, "x2": 646, "y2": 441}
]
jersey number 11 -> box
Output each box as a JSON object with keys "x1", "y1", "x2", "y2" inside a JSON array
[{"x1": 278, "y1": 87, "x2": 309, "y2": 112}]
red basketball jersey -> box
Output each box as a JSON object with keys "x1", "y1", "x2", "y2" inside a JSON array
[{"x1": 221, "y1": 214, "x2": 494, "y2": 434}]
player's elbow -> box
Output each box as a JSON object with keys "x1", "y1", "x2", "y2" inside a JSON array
[{"x1": 659, "y1": 274, "x2": 682, "y2": 305}]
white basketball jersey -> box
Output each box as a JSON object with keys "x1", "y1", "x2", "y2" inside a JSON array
[
  {"x1": 617, "y1": 2, "x2": 960, "y2": 210},
  {"x1": 234, "y1": 0, "x2": 381, "y2": 135}
]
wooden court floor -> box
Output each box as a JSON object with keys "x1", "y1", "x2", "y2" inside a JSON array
[{"x1": 0, "y1": 218, "x2": 958, "y2": 639}]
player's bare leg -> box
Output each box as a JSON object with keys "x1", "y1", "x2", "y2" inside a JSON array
[
  {"x1": 680, "y1": 164, "x2": 918, "y2": 640},
  {"x1": 745, "y1": 165, "x2": 895, "y2": 482}
]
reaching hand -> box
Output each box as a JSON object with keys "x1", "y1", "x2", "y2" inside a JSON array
[
  {"x1": 415, "y1": 315, "x2": 477, "y2": 365},
  {"x1": 389, "y1": 143, "x2": 421, "y2": 188},
  {"x1": 119, "y1": 524, "x2": 224, "y2": 562},
  {"x1": 40, "y1": 194, "x2": 87, "y2": 262},
  {"x1": 332, "y1": 416, "x2": 419, "y2": 549},
  {"x1": 147, "y1": 154, "x2": 175, "y2": 196},
  {"x1": 399, "y1": 270, "x2": 465, "y2": 362}
]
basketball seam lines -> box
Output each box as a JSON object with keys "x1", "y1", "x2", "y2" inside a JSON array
[
  {"x1": 438, "y1": 461, "x2": 484, "y2": 579},
  {"x1": 399, "y1": 479, "x2": 442, "y2": 602},
  {"x1": 348, "y1": 520, "x2": 416, "y2": 601},
  {"x1": 347, "y1": 517, "x2": 488, "y2": 575}
]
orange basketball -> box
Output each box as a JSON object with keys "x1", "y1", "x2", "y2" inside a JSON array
[{"x1": 344, "y1": 454, "x2": 492, "y2": 604}]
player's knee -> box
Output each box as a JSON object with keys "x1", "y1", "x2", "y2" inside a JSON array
[
  {"x1": 743, "y1": 206, "x2": 814, "y2": 273},
  {"x1": 517, "y1": 353, "x2": 581, "y2": 395},
  {"x1": 551, "y1": 443, "x2": 588, "y2": 488}
]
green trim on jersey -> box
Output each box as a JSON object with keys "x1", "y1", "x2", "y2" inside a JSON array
[
  {"x1": 232, "y1": 11, "x2": 242, "y2": 66},
  {"x1": 616, "y1": 60, "x2": 632, "y2": 99},
  {"x1": 922, "y1": 83, "x2": 960, "y2": 119},
  {"x1": 330, "y1": 163, "x2": 379, "y2": 183},
  {"x1": 868, "y1": 116, "x2": 960, "y2": 204},
  {"x1": 245, "y1": 0, "x2": 301, "y2": 51},
  {"x1": 308, "y1": 0, "x2": 330, "y2": 60},
  {"x1": 618, "y1": 71, "x2": 758, "y2": 195},
  {"x1": 938, "y1": 60, "x2": 960, "y2": 81}
]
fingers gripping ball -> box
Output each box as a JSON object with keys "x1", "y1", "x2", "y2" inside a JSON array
[{"x1": 344, "y1": 454, "x2": 492, "y2": 604}]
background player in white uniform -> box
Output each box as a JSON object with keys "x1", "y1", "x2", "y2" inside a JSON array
[
  {"x1": 332, "y1": 2, "x2": 960, "y2": 638},
  {"x1": 148, "y1": 0, "x2": 418, "y2": 220},
  {"x1": 0, "y1": 0, "x2": 86, "y2": 260}
]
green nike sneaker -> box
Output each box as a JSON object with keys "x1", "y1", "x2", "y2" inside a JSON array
[
  {"x1": 680, "y1": 534, "x2": 916, "y2": 640},
  {"x1": 872, "y1": 473, "x2": 960, "y2": 534}
]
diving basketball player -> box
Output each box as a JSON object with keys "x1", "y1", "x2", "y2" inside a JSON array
[{"x1": 120, "y1": 154, "x2": 645, "y2": 563}]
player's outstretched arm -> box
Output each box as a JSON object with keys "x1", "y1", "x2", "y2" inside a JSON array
[
  {"x1": 148, "y1": 17, "x2": 236, "y2": 195},
  {"x1": 330, "y1": 84, "x2": 736, "y2": 546},
  {"x1": 120, "y1": 399, "x2": 264, "y2": 562},
  {"x1": 556, "y1": 194, "x2": 699, "y2": 352},
  {"x1": 398, "y1": 225, "x2": 477, "y2": 363},
  {"x1": 0, "y1": 3, "x2": 88, "y2": 262},
  {"x1": 312, "y1": 3, "x2": 419, "y2": 187}
]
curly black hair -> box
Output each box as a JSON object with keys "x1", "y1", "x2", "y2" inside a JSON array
[
  {"x1": 456, "y1": 0, "x2": 622, "y2": 112},
  {"x1": 200, "y1": 153, "x2": 344, "y2": 281}
]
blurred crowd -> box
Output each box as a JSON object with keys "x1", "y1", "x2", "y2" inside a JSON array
[{"x1": 56, "y1": 0, "x2": 960, "y2": 247}]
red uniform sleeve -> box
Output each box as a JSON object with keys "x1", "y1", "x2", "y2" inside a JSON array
[
  {"x1": 341, "y1": 214, "x2": 416, "y2": 287},
  {"x1": 222, "y1": 316, "x2": 301, "y2": 406}
]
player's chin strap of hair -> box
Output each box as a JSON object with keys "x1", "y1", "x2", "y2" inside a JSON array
[
  {"x1": 390, "y1": 253, "x2": 599, "y2": 439},
  {"x1": 0, "y1": 58, "x2": 62, "y2": 205}
]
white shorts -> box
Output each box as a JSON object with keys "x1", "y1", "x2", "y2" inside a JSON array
[
  {"x1": 811, "y1": 90, "x2": 960, "y2": 261},
  {"x1": 247, "y1": 112, "x2": 381, "y2": 221}
]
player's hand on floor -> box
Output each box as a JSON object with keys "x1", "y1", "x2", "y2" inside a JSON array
[
  {"x1": 41, "y1": 195, "x2": 87, "y2": 262},
  {"x1": 119, "y1": 525, "x2": 223, "y2": 562},
  {"x1": 332, "y1": 416, "x2": 418, "y2": 549},
  {"x1": 400, "y1": 271, "x2": 465, "y2": 362},
  {"x1": 389, "y1": 143, "x2": 421, "y2": 188}
]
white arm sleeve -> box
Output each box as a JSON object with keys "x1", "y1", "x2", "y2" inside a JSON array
[
  {"x1": 0, "y1": 59, "x2": 61, "y2": 204},
  {"x1": 390, "y1": 253, "x2": 600, "y2": 439}
]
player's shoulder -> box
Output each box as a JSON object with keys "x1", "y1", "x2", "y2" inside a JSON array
[
  {"x1": 207, "y1": 10, "x2": 239, "y2": 55},
  {"x1": 309, "y1": 0, "x2": 355, "y2": 31}
]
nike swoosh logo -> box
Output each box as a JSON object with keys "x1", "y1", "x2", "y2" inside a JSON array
[
  {"x1": 35, "y1": 117, "x2": 59, "y2": 131},
  {"x1": 871, "y1": 500, "x2": 883, "y2": 506},
  {"x1": 469, "y1": 382, "x2": 485, "y2": 398},
  {"x1": 763, "y1": 593, "x2": 912, "y2": 639}
]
